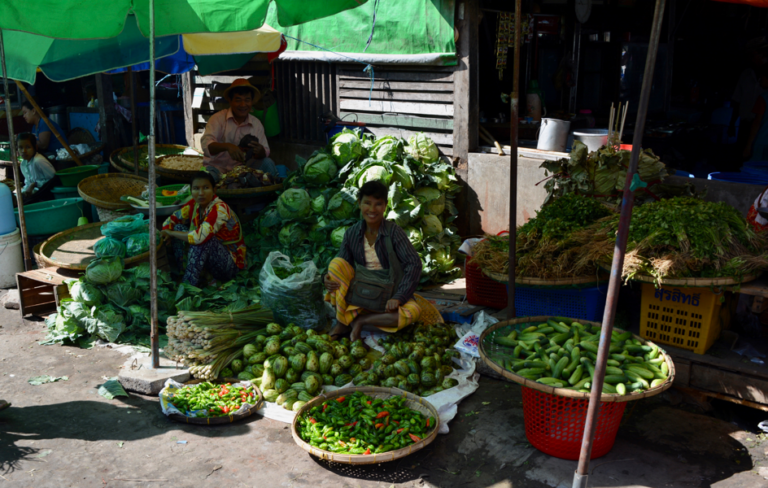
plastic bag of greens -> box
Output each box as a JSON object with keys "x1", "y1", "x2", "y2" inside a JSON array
[
  {"x1": 259, "y1": 251, "x2": 325, "y2": 330},
  {"x1": 100, "y1": 214, "x2": 148, "y2": 240},
  {"x1": 94, "y1": 237, "x2": 126, "y2": 258},
  {"x1": 123, "y1": 233, "x2": 150, "y2": 257}
]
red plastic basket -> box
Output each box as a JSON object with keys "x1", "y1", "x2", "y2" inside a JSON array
[
  {"x1": 465, "y1": 257, "x2": 508, "y2": 309},
  {"x1": 521, "y1": 387, "x2": 626, "y2": 460}
]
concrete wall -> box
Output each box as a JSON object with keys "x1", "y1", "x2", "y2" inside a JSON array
[{"x1": 665, "y1": 175, "x2": 763, "y2": 216}]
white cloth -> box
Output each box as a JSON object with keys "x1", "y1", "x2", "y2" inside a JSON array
[
  {"x1": 364, "y1": 239, "x2": 383, "y2": 270},
  {"x1": 21, "y1": 153, "x2": 55, "y2": 193},
  {"x1": 752, "y1": 187, "x2": 768, "y2": 227},
  {"x1": 200, "y1": 108, "x2": 270, "y2": 172},
  {"x1": 733, "y1": 68, "x2": 764, "y2": 122}
]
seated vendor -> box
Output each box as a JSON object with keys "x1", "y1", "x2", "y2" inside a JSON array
[
  {"x1": 21, "y1": 101, "x2": 68, "y2": 156},
  {"x1": 200, "y1": 79, "x2": 278, "y2": 176},
  {"x1": 18, "y1": 133, "x2": 55, "y2": 201},
  {"x1": 324, "y1": 181, "x2": 424, "y2": 342},
  {"x1": 160, "y1": 171, "x2": 246, "y2": 287}
]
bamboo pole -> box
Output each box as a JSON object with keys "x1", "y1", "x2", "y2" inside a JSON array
[
  {"x1": 129, "y1": 67, "x2": 139, "y2": 176},
  {"x1": 506, "y1": 0, "x2": 521, "y2": 320},
  {"x1": 0, "y1": 29, "x2": 32, "y2": 271},
  {"x1": 14, "y1": 81, "x2": 83, "y2": 166},
  {"x1": 148, "y1": 0, "x2": 160, "y2": 369}
]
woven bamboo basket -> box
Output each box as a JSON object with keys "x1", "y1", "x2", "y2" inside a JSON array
[
  {"x1": 595, "y1": 264, "x2": 760, "y2": 287},
  {"x1": 155, "y1": 154, "x2": 204, "y2": 182},
  {"x1": 165, "y1": 378, "x2": 263, "y2": 425},
  {"x1": 109, "y1": 148, "x2": 133, "y2": 174},
  {"x1": 117, "y1": 144, "x2": 197, "y2": 172},
  {"x1": 485, "y1": 271, "x2": 609, "y2": 287},
  {"x1": 291, "y1": 386, "x2": 439, "y2": 465},
  {"x1": 39, "y1": 221, "x2": 163, "y2": 270},
  {"x1": 478, "y1": 315, "x2": 676, "y2": 403},
  {"x1": 77, "y1": 174, "x2": 153, "y2": 210},
  {"x1": 32, "y1": 241, "x2": 46, "y2": 268}
]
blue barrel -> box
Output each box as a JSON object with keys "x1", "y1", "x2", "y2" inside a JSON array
[
  {"x1": 673, "y1": 170, "x2": 694, "y2": 178},
  {"x1": 708, "y1": 172, "x2": 768, "y2": 185},
  {"x1": 741, "y1": 161, "x2": 768, "y2": 177},
  {"x1": 0, "y1": 182, "x2": 14, "y2": 235}
]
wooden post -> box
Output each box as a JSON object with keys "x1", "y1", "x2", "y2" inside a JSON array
[
  {"x1": 129, "y1": 67, "x2": 139, "y2": 176},
  {"x1": 148, "y1": 0, "x2": 160, "y2": 369},
  {"x1": 14, "y1": 81, "x2": 83, "y2": 166},
  {"x1": 95, "y1": 73, "x2": 118, "y2": 156},
  {"x1": 182, "y1": 71, "x2": 194, "y2": 147}
]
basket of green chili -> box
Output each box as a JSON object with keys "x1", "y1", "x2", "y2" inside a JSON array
[
  {"x1": 291, "y1": 386, "x2": 439, "y2": 464},
  {"x1": 161, "y1": 378, "x2": 263, "y2": 425}
]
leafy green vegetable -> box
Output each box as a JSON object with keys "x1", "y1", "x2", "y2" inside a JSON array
[
  {"x1": 422, "y1": 214, "x2": 443, "y2": 237},
  {"x1": 101, "y1": 214, "x2": 148, "y2": 240},
  {"x1": 86, "y1": 257, "x2": 124, "y2": 285},
  {"x1": 303, "y1": 153, "x2": 338, "y2": 186},
  {"x1": 330, "y1": 226, "x2": 350, "y2": 248},
  {"x1": 330, "y1": 129, "x2": 363, "y2": 165},
  {"x1": 310, "y1": 194, "x2": 326, "y2": 214},
  {"x1": 327, "y1": 188, "x2": 359, "y2": 220},
  {"x1": 406, "y1": 133, "x2": 439, "y2": 164},
  {"x1": 277, "y1": 188, "x2": 312, "y2": 221},
  {"x1": 98, "y1": 377, "x2": 129, "y2": 399},
  {"x1": 123, "y1": 233, "x2": 150, "y2": 257},
  {"x1": 68, "y1": 279, "x2": 104, "y2": 307},
  {"x1": 94, "y1": 237, "x2": 126, "y2": 258},
  {"x1": 28, "y1": 375, "x2": 68, "y2": 385},
  {"x1": 279, "y1": 222, "x2": 307, "y2": 248}
]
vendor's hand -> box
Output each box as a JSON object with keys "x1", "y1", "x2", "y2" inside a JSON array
[
  {"x1": 324, "y1": 273, "x2": 340, "y2": 292},
  {"x1": 249, "y1": 142, "x2": 267, "y2": 160},
  {"x1": 350, "y1": 321, "x2": 364, "y2": 343},
  {"x1": 385, "y1": 299, "x2": 400, "y2": 313},
  {"x1": 226, "y1": 143, "x2": 246, "y2": 163},
  {"x1": 160, "y1": 229, "x2": 172, "y2": 242}
]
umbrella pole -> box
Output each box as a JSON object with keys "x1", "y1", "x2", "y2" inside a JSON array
[
  {"x1": 129, "y1": 66, "x2": 139, "y2": 176},
  {"x1": 148, "y1": 0, "x2": 160, "y2": 369},
  {"x1": 13, "y1": 81, "x2": 83, "y2": 166},
  {"x1": 0, "y1": 29, "x2": 32, "y2": 271},
  {"x1": 506, "y1": 0, "x2": 521, "y2": 320},
  {"x1": 571, "y1": 0, "x2": 667, "y2": 485}
]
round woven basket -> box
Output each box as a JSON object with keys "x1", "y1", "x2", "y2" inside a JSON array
[
  {"x1": 485, "y1": 271, "x2": 609, "y2": 287},
  {"x1": 595, "y1": 264, "x2": 759, "y2": 287},
  {"x1": 32, "y1": 241, "x2": 46, "y2": 269},
  {"x1": 117, "y1": 144, "x2": 197, "y2": 172},
  {"x1": 39, "y1": 221, "x2": 163, "y2": 270},
  {"x1": 478, "y1": 315, "x2": 676, "y2": 403},
  {"x1": 291, "y1": 386, "x2": 439, "y2": 465},
  {"x1": 77, "y1": 174, "x2": 153, "y2": 210},
  {"x1": 155, "y1": 154, "x2": 205, "y2": 182},
  {"x1": 166, "y1": 378, "x2": 263, "y2": 425},
  {"x1": 109, "y1": 148, "x2": 132, "y2": 174}
]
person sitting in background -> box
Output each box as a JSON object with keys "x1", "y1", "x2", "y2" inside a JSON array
[
  {"x1": 21, "y1": 101, "x2": 68, "y2": 156},
  {"x1": 160, "y1": 171, "x2": 245, "y2": 287},
  {"x1": 200, "y1": 79, "x2": 277, "y2": 176},
  {"x1": 18, "y1": 133, "x2": 55, "y2": 202}
]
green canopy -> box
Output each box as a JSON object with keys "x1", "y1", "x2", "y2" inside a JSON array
[{"x1": 0, "y1": 0, "x2": 369, "y2": 39}]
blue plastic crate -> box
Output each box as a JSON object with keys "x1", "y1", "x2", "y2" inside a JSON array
[{"x1": 509, "y1": 284, "x2": 609, "y2": 322}]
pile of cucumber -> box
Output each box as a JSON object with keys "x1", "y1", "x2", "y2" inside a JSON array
[{"x1": 482, "y1": 318, "x2": 671, "y2": 395}]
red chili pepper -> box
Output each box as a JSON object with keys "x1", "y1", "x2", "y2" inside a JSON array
[
  {"x1": 339, "y1": 440, "x2": 346, "y2": 447},
  {"x1": 344, "y1": 421, "x2": 357, "y2": 427},
  {"x1": 397, "y1": 428, "x2": 405, "y2": 434},
  {"x1": 367, "y1": 401, "x2": 372, "y2": 405},
  {"x1": 221, "y1": 406, "x2": 229, "y2": 414},
  {"x1": 426, "y1": 418, "x2": 430, "y2": 428},
  {"x1": 323, "y1": 436, "x2": 327, "y2": 440},
  {"x1": 364, "y1": 448, "x2": 371, "y2": 455},
  {"x1": 375, "y1": 411, "x2": 389, "y2": 419},
  {"x1": 323, "y1": 404, "x2": 328, "y2": 413},
  {"x1": 386, "y1": 416, "x2": 390, "y2": 426},
  {"x1": 393, "y1": 420, "x2": 400, "y2": 425},
  {"x1": 374, "y1": 423, "x2": 384, "y2": 429},
  {"x1": 310, "y1": 418, "x2": 317, "y2": 424},
  {"x1": 409, "y1": 433, "x2": 421, "y2": 443},
  {"x1": 337, "y1": 397, "x2": 346, "y2": 403}
]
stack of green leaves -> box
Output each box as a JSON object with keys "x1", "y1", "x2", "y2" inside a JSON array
[{"x1": 247, "y1": 131, "x2": 462, "y2": 284}]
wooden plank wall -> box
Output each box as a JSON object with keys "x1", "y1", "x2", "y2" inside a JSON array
[{"x1": 274, "y1": 61, "x2": 337, "y2": 144}]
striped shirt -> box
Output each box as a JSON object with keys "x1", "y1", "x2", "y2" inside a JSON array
[{"x1": 335, "y1": 220, "x2": 422, "y2": 304}]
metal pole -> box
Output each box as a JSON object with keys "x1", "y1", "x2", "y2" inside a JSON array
[
  {"x1": 148, "y1": 0, "x2": 160, "y2": 369},
  {"x1": 0, "y1": 29, "x2": 32, "y2": 271},
  {"x1": 506, "y1": 0, "x2": 521, "y2": 320},
  {"x1": 572, "y1": 0, "x2": 666, "y2": 486},
  {"x1": 129, "y1": 66, "x2": 139, "y2": 176}
]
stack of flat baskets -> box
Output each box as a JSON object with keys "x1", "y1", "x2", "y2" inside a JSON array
[
  {"x1": 110, "y1": 144, "x2": 197, "y2": 177},
  {"x1": 77, "y1": 173, "x2": 153, "y2": 222}
]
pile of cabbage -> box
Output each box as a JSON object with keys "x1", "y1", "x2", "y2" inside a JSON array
[{"x1": 247, "y1": 131, "x2": 462, "y2": 284}]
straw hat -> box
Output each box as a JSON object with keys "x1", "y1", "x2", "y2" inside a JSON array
[{"x1": 223, "y1": 79, "x2": 262, "y2": 103}]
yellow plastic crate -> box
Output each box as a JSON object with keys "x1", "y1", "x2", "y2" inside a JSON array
[{"x1": 639, "y1": 283, "x2": 722, "y2": 354}]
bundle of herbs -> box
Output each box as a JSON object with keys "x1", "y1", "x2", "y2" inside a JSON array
[
  {"x1": 579, "y1": 196, "x2": 768, "y2": 284},
  {"x1": 471, "y1": 194, "x2": 613, "y2": 280}
]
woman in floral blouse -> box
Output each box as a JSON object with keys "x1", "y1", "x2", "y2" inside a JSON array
[{"x1": 161, "y1": 171, "x2": 246, "y2": 286}]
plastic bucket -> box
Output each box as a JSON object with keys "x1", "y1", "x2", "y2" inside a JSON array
[
  {"x1": 56, "y1": 164, "x2": 100, "y2": 187},
  {"x1": 708, "y1": 172, "x2": 768, "y2": 185},
  {"x1": 0, "y1": 228, "x2": 23, "y2": 288},
  {"x1": 15, "y1": 197, "x2": 85, "y2": 235},
  {"x1": 573, "y1": 129, "x2": 609, "y2": 153},
  {"x1": 51, "y1": 186, "x2": 80, "y2": 200}
]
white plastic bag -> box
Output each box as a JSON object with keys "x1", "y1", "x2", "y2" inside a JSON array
[
  {"x1": 454, "y1": 311, "x2": 499, "y2": 358},
  {"x1": 259, "y1": 251, "x2": 326, "y2": 329}
]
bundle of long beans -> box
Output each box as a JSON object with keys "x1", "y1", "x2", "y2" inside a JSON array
[{"x1": 166, "y1": 305, "x2": 274, "y2": 380}]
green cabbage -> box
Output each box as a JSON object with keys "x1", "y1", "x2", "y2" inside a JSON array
[
  {"x1": 414, "y1": 187, "x2": 444, "y2": 214},
  {"x1": 93, "y1": 237, "x2": 126, "y2": 258},
  {"x1": 279, "y1": 222, "x2": 307, "y2": 248},
  {"x1": 403, "y1": 226, "x2": 423, "y2": 248},
  {"x1": 277, "y1": 188, "x2": 312, "y2": 221},
  {"x1": 55, "y1": 307, "x2": 85, "y2": 337},
  {"x1": 370, "y1": 136, "x2": 403, "y2": 161},
  {"x1": 430, "y1": 248, "x2": 455, "y2": 273},
  {"x1": 311, "y1": 195, "x2": 326, "y2": 214},
  {"x1": 68, "y1": 280, "x2": 104, "y2": 307},
  {"x1": 425, "y1": 193, "x2": 445, "y2": 215},
  {"x1": 386, "y1": 197, "x2": 421, "y2": 227},
  {"x1": 104, "y1": 282, "x2": 141, "y2": 308},
  {"x1": 258, "y1": 208, "x2": 282, "y2": 237},
  {"x1": 357, "y1": 164, "x2": 392, "y2": 188},
  {"x1": 406, "y1": 133, "x2": 439, "y2": 164},
  {"x1": 309, "y1": 218, "x2": 330, "y2": 243},
  {"x1": 327, "y1": 189, "x2": 359, "y2": 220},
  {"x1": 422, "y1": 214, "x2": 443, "y2": 237},
  {"x1": 330, "y1": 226, "x2": 350, "y2": 248},
  {"x1": 390, "y1": 164, "x2": 414, "y2": 190},
  {"x1": 303, "y1": 153, "x2": 338, "y2": 185},
  {"x1": 330, "y1": 130, "x2": 363, "y2": 165},
  {"x1": 83, "y1": 305, "x2": 125, "y2": 342},
  {"x1": 85, "y1": 257, "x2": 124, "y2": 285}
]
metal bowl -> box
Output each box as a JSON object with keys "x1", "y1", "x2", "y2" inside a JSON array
[{"x1": 130, "y1": 202, "x2": 184, "y2": 217}]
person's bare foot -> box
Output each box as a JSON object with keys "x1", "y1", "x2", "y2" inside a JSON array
[
  {"x1": 0, "y1": 400, "x2": 10, "y2": 411},
  {"x1": 329, "y1": 322, "x2": 350, "y2": 341}
]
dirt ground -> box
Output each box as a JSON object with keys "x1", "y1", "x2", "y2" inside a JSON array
[{"x1": 2, "y1": 290, "x2": 768, "y2": 488}]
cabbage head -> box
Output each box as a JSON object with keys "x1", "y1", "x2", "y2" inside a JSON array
[
  {"x1": 331, "y1": 130, "x2": 363, "y2": 165},
  {"x1": 422, "y1": 214, "x2": 443, "y2": 237},
  {"x1": 303, "y1": 153, "x2": 338, "y2": 185},
  {"x1": 370, "y1": 136, "x2": 403, "y2": 161},
  {"x1": 277, "y1": 188, "x2": 312, "y2": 221},
  {"x1": 85, "y1": 257, "x2": 124, "y2": 285},
  {"x1": 357, "y1": 164, "x2": 392, "y2": 188},
  {"x1": 406, "y1": 133, "x2": 439, "y2": 164},
  {"x1": 430, "y1": 248, "x2": 455, "y2": 273},
  {"x1": 83, "y1": 305, "x2": 125, "y2": 342},
  {"x1": 55, "y1": 307, "x2": 85, "y2": 338},
  {"x1": 327, "y1": 190, "x2": 359, "y2": 220},
  {"x1": 94, "y1": 237, "x2": 126, "y2": 258},
  {"x1": 309, "y1": 217, "x2": 329, "y2": 243},
  {"x1": 390, "y1": 164, "x2": 414, "y2": 190},
  {"x1": 258, "y1": 208, "x2": 281, "y2": 237},
  {"x1": 414, "y1": 187, "x2": 442, "y2": 205},
  {"x1": 68, "y1": 280, "x2": 104, "y2": 307},
  {"x1": 278, "y1": 222, "x2": 307, "y2": 248},
  {"x1": 386, "y1": 197, "x2": 421, "y2": 227},
  {"x1": 330, "y1": 226, "x2": 351, "y2": 248},
  {"x1": 310, "y1": 195, "x2": 326, "y2": 214},
  {"x1": 425, "y1": 192, "x2": 445, "y2": 215},
  {"x1": 403, "y1": 226, "x2": 423, "y2": 248}
]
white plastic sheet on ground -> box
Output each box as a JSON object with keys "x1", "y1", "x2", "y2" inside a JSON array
[{"x1": 159, "y1": 378, "x2": 256, "y2": 418}]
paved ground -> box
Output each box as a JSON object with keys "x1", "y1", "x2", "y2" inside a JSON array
[{"x1": 2, "y1": 290, "x2": 768, "y2": 488}]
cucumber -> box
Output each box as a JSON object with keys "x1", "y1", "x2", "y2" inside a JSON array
[
  {"x1": 615, "y1": 383, "x2": 627, "y2": 395},
  {"x1": 625, "y1": 344, "x2": 652, "y2": 354},
  {"x1": 548, "y1": 320, "x2": 571, "y2": 334},
  {"x1": 521, "y1": 326, "x2": 538, "y2": 334},
  {"x1": 562, "y1": 358, "x2": 579, "y2": 377},
  {"x1": 551, "y1": 332, "x2": 572, "y2": 345},
  {"x1": 536, "y1": 377, "x2": 564, "y2": 387},
  {"x1": 603, "y1": 374, "x2": 628, "y2": 384},
  {"x1": 606, "y1": 359, "x2": 621, "y2": 367},
  {"x1": 553, "y1": 356, "x2": 569, "y2": 379},
  {"x1": 580, "y1": 341, "x2": 598, "y2": 354},
  {"x1": 661, "y1": 362, "x2": 669, "y2": 376},
  {"x1": 626, "y1": 365, "x2": 654, "y2": 380},
  {"x1": 570, "y1": 377, "x2": 590, "y2": 390},
  {"x1": 614, "y1": 331, "x2": 633, "y2": 342},
  {"x1": 517, "y1": 367, "x2": 546, "y2": 376},
  {"x1": 605, "y1": 366, "x2": 624, "y2": 376},
  {"x1": 650, "y1": 378, "x2": 665, "y2": 388},
  {"x1": 524, "y1": 360, "x2": 549, "y2": 370},
  {"x1": 513, "y1": 345, "x2": 522, "y2": 358},
  {"x1": 602, "y1": 382, "x2": 617, "y2": 394},
  {"x1": 586, "y1": 351, "x2": 598, "y2": 362},
  {"x1": 568, "y1": 365, "x2": 584, "y2": 385},
  {"x1": 507, "y1": 330, "x2": 519, "y2": 341},
  {"x1": 624, "y1": 370, "x2": 650, "y2": 389},
  {"x1": 494, "y1": 336, "x2": 518, "y2": 347},
  {"x1": 536, "y1": 327, "x2": 555, "y2": 335},
  {"x1": 611, "y1": 354, "x2": 627, "y2": 362},
  {"x1": 582, "y1": 358, "x2": 595, "y2": 379}
]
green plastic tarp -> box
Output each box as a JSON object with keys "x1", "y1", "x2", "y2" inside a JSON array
[
  {"x1": 268, "y1": 0, "x2": 457, "y2": 65},
  {"x1": 0, "y1": 0, "x2": 369, "y2": 39}
]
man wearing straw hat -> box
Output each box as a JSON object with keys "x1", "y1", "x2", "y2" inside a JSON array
[{"x1": 201, "y1": 78, "x2": 277, "y2": 176}]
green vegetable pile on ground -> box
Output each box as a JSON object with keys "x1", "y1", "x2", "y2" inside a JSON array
[
  {"x1": 247, "y1": 131, "x2": 462, "y2": 284},
  {"x1": 169, "y1": 381, "x2": 258, "y2": 417},
  {"x1": 297, "y1": 391, "x2": 436, "y2": 455},
  {"x1": 484, "y1": 318, "x2": 671, "y2": 394},
  {"x1": 579, "y1": 196, "x2": 768, "y2": 284}
]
